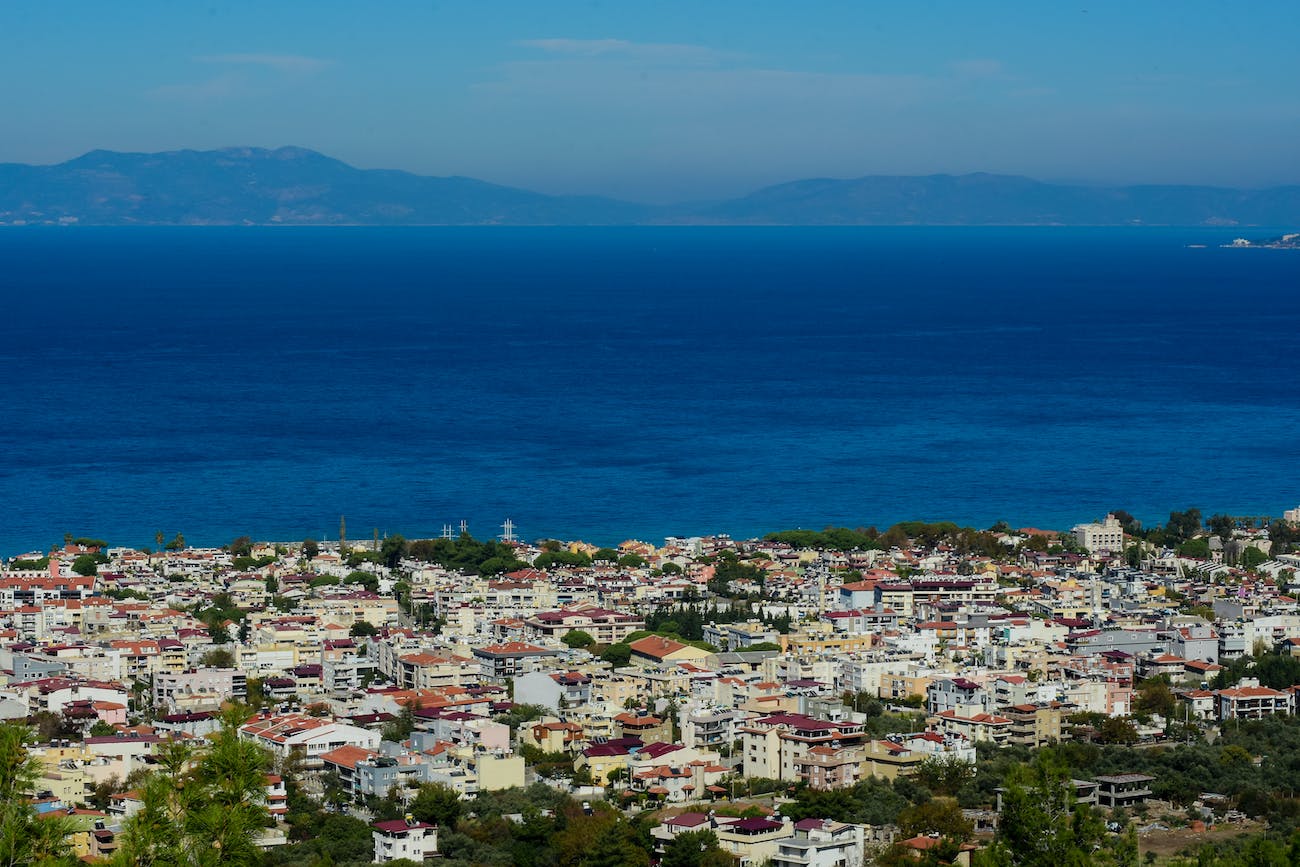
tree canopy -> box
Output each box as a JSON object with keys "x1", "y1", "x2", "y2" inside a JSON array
[
  {"x1": 0, "y1": 723, "x2": 76, "y2": 866},
  {"x1": 113, "y1": 708, "x2": 271, "y2": 866}
]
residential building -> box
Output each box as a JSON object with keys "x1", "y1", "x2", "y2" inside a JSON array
[
  {"x1": 1072, "y1": 515, "x2": 1125, "y2": 554},
  {"x1": 471, "y1": 642, "x2": 558, "y2": 681},
  {"x1": 373, "y1": 818, "x2": 438, "y2": 863},
  {"x1": 740, "y1": 712, "x2": 866, "y2": 782},
  {"x1": 1094, "y1": 774, "x2": 1156, "y2": 810},
  {"x1": 1216, "y1": 683, "x2": 1294, "y2": 720},
  {"x1": 239, "y1": 713, "x2": 380, "y2": 769},
  {"x1": 770, "y1": 819, "x2": 866, "y2": 867}
]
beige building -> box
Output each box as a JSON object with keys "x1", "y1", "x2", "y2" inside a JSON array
[
  {"x1": 740, "y1": 712, "x2": 866, "y2": 782},
  {"x1": 521, "y1": 719, "x2": 585, "y2": 754},
  {"x1": 1005, "y1": 703, "x2": 1063, "y2": 748},
  {"x1": 1072, "y1": 514, "x2": 1125, "y2": 553},
  {"x1": 861, "y1": 739, "x2": 925, "y2": 781}
]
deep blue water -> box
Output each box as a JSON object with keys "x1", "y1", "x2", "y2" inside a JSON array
[{"x1": 1, "y1": 226, "x2": 1298, "y2": 556}]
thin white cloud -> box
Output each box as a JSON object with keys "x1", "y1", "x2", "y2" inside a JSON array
[
  {"x1": 479, "y1": 58, "x2": 934, "y2": 110},
  {"x1": 149, "y1": 53, "x2": 330, "y2": 102},
  {"x1": 196, "y1": 53, "x2": 332, "y2": 73},
  {"x1": 519, "y1": 38, "x2": 727, "y2": 65}
]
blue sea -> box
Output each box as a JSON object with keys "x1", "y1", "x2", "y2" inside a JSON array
[{"x1": 1, "y1": 227, "x2": 1297, "y2": 556}]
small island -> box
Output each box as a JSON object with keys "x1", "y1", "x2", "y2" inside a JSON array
[{"x1": 1222, "y1": 232, "x2": 1300, "y2": 248}]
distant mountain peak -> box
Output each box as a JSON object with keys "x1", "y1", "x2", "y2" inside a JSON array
[
  {"x1": 0, "y1": 147, "x2": 1296, "y2": 226},
  {"x1": 210, "y1": 145, "x2": 331, "y2": 161},
  {"x1": 0, "y1": 146, "x2": 649, "y2": 226}
]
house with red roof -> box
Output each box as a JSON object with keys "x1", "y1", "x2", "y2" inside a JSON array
[
  {"x1": 627, "y1": 634, "x2": 712, "y2": 666},
  {"x1": 239, "y1": 712, "x2": 380, "y2": 768},
  {"x1": 524, "y1": 603, "x2": 644, "y2": 644},
  {"x1": 373, "y1": 817, "x2": 437, "y2": 863},
  {"x1": 1215, "y1": 681, "x2": 1294, "y2": 720}
]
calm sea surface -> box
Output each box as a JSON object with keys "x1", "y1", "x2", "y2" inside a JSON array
[{"x1": 1, "y1": 226, "x2": 1297, "y2": 555}]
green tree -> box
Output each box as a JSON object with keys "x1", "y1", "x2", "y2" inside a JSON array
[
  {"x1": 1134, "y1": 678, "x2": 1176, "y2": 720},
  {"x1": 1251, "y1": 652, "x2": 1300, "y2": 689},
  {"x1": 200, "y1": 648, "x2": 236, "y2": 668},
  {"x1": 164, "y1": 532, "x2": 186, "y2": 551},
  {"x1": 301, "y1": 538, "x2": 319, "y2": 560},
  {"x1": 349, "y1": 620, "x2": 378, "y2": 638},
  {"x1": 1166, "y1": 508, "x2": 1204, "y2": 542},
  {"x1": 227, "y1": 536, "x2": 253, "y2": 557},
  {"x1": 578, "y1": 817, "x2": 649, "y2": 867},
  {"x1": 114, "y1": 707, "x2": 270, "y2": 866},
  {"x1": 382, "y1": 701, "x2": 417, "y2": 743},
  {"x1": 562, "y1": 630, "x2": 596, "y2": 649},
  {"x1": 0, "y1": 723, "x2": 76, "y2": 867},
  {"x1": 1240, "y1": 546, "x2": 1269, "y2": 570},
  {"x1": 380, "y1": 534, "x2": 407, "y2": 569},
  {"x1": 979, "y1": 758, "x2": 1106, "y2": 867},
  {"x1": 916, "y1": 755, "x2": 976, "y2": 797},
  {"x1": 1177, "y1": 537, "x2": 1210, "y2": 559},
  {"x1": 661, "y1": 829, "x2": 728, "y2": 867},
  {"x1": 898, "y1": 797, "x2": 974, "y2": 841},
  {"x1": 343, "y1": 571, "x2": 379, "y2": 593},
  {"x1": 1208, "y1": 514, "x2": 1235, "y2": 541},
  {"x1": 478, "y1": 555, "x2": 527, "y2": 575},
  {"x1": 408, "y1": 783, "x2": 462, "y2": 829},
  {"x1": 1096, "y1": 717, "x2": 1139, "y2": 745},
  {"x1": 601, "y1": 643, "x2": 632, "y2": 666},
  {"x1": 71, "y1": 553, "x2": 101, "y2": 576}
]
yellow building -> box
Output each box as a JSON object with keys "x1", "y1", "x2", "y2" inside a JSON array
[
  {"x1": 476, "y1": 753, "x2": 525, "y2": 791},
  {"x1": 521, "y1": 719, "x2": 585, "y2": 754},
  {"x1": 627, "y1": 635, "x2": 713, "y2": 666},
  {"x1": 862, "y1": 739, "x2": 925, "y2": 781},
  {"x1": 780, "y1": 626, "x2": 874, "y2": 655},
  {"x1": 878, "y1": 672, "x2": 933, "y2": 703},
  {"x1": 576, "y1": 746, "x2": 632, "y2": 785}
]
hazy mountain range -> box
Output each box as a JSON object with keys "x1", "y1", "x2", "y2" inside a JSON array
[{"x1": 1, "y1": 146, "x2": 1297, "y2": 227}]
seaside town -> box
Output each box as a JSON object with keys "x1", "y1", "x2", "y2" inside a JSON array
[{"x1": 4, "y1": 508, "x2": 1300, "y2": 866}]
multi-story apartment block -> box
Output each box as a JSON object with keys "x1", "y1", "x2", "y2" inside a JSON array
[
  {"x1": 153, "y1": 667, "x2": 247, "y2": 713},
  {"x1": 1216, "y1": 682, "x2": 1294, "y2": 720},
  {"x1": 740, "y1": 712, "x2": 866, "y2": 782},
  {"x1": 1072, "y1": 514, "x2": 1125, "y2": 554}
]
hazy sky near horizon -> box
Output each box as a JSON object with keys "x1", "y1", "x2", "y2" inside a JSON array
[{"x1": 4, "y1": 2, "x2": 1298, "y2": 202}]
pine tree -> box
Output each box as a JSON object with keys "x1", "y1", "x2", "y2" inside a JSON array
[
  {"x1": 0, "y1": 722, "x2": 76, "y2": 867},
  {"x1": 113, "y1": 707, "x2": 270, "y2": 866}
]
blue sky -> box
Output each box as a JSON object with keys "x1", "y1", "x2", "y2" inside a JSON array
[{"x1": 3, "y1": 1, "x2": 1297, "y2": 202}]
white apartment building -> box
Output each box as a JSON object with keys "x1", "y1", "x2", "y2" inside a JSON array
[{"x1": 372, "y1": 818, "x2": 438, "y2": 863}]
